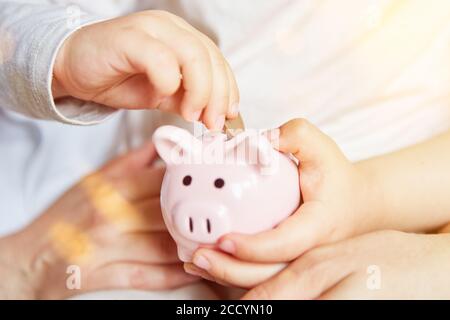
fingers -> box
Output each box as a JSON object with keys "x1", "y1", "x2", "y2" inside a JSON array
[
  {"x1": 101, "y1": 232, "x2": 179, "y2": 264},
  {"x1": 90, "y1": 262, "x2": 199, "y2": 291},
  {"x1": 224, "y1": 60, "x2": 240, "y2": 119},
  {"x1": 219, "y1": 202, "x2": 330, "y2": 263},
  {"x1": 199, "y1": 50, "x2": 239, "y2": 124},
  {"x1": 242, "y1": 247, "x2": 353, "y2": 300},
  {"x1": 137, "y1": 11, "x2": 237, "y2": 128},
  {"x1": 164, "y1": 13, "x2": 239, "y2": 127},
  {"x1": 118, "y1": 30, "x2": 182, "y2": 105},
  {"x1": 184, "y1": 248, "x2": 285, "y2": 288},
  {"x1": 201, "y1": 49, "x2": 229, "y2": 130},
  {"x1": 142, "y1": 15, "x2": 212, "y2": 121},
  {"x1": 175, "y1": 33, "x2": 213, "y2": 124},
  {"x1": 272, "y1": 118, "x2": 344, "y2": 168}
]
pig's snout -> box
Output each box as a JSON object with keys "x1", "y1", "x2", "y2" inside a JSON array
[{"x1": 172, "y1": 202, "x2": 231, "y2": 244}]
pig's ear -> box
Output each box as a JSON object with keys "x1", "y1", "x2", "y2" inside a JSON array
[
  {"x1": 229, "y1": 133, "x2": 278, "y2": 174},
  {"x1": 251, "y1": 137, "x2": 277, "y2": 174},
  {"x1": 152, "y1": 126, "x2": 201, "y2": 164}
]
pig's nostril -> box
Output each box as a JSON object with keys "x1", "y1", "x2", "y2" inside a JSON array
[
  {"x1": 206, "y1": 219, "x2": 211, "y2": 234},
  {"x1": 189, "y1": 217, "x2": 194, "y2": 233}
]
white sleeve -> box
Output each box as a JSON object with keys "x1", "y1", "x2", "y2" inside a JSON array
[{"x1": 0, "y1": 1, "x2": 117, "y2": 125}]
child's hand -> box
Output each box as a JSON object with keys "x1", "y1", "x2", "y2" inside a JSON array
[
  {"x1": 52, "y1": 10, "x2": 239, "y2": 130},
  {"x1": 185, "y1": 118, "x2": 378, "y2": 287},
  {"x1": 216, "y1": 119, "x2": 375, "y2": 260},
  {"x1": 243, "y1": 231, "x2": 450, "y2": 299}
]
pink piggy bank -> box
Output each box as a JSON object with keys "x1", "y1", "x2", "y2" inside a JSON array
[{"x1": 152, "y1": 125, "x2": 301, "y2": 262}]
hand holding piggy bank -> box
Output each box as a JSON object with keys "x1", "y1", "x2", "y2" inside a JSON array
[{"x1": 153, "y1": 126, "x2": 301, "y2": 262}]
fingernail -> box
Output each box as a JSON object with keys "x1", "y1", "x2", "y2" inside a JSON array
[
  {"x1": 193, "y1": 255, "x2": 211, "y2": 270},
  {"x1": 185, "y1": 264, "x2": 215, "y2": 282},
  {"x1": 214, "y1": 115, "x2": 225, "y2": 131},
  {"x1": 219, "y1": 239, "x2": 235, "y2": 254},
  {"x1": 184, "y1": 267, "x2": 201, "y2": 276},
  {"x1": 230, "y1": 102, "x2": 239, "y2": 116},
  {"x1": 189, "y1": 110, "x2": 202, "y2": 122},
  {"x1": 200, "y1": 273, "x2": 215, "y2": 282}
]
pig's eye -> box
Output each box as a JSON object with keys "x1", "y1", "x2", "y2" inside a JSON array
[
  {"x1": 182, "y1": 175, "x2": 192, "y2": 186},
  {"x1": 214, "y1": 178, "x2": 225, "y2": 189}
]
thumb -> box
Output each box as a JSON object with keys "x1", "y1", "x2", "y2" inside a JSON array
[
  {"x1": 269, "y1": 118, "x2": 344, "y2": 168},
  {"x1": 218, "y1": 202, "x2": 331, "y2": 263}
]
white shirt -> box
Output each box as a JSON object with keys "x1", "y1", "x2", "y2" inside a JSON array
[{"x1": 0, "y1": 0, "x2": 449, "y2": 294}]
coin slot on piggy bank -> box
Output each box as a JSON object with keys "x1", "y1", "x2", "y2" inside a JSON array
[{"x1": 153, "y1": 125, "x2": 301, "y2": 262}]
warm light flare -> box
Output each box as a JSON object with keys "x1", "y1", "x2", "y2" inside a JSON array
[
  {"x1": 49, "y1": 222, "x2": 92, "y2": 264},
  {"x1": 48, "y1": 173, "x2": 147, "y2": 263},
  {"x1": 81, "y1": 173, "x2": 146, "y2": 230}
]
